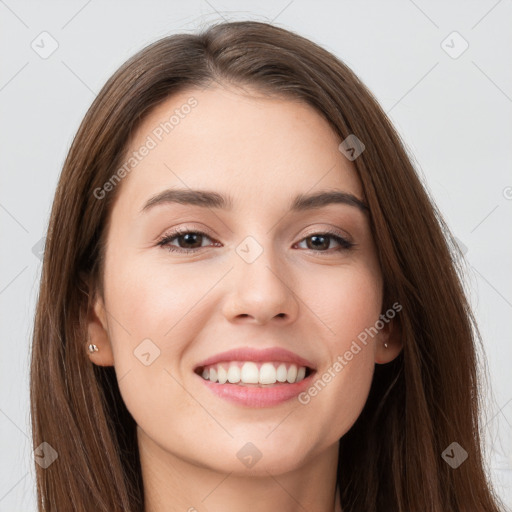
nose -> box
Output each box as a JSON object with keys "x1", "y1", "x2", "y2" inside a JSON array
[{"x1": 221, "y1": 244, "x2": 299, "y2": 326}]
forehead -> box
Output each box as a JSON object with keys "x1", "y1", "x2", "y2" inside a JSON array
[{"x1": 115, "y1": 85, "x2": 363, "y2": 214}]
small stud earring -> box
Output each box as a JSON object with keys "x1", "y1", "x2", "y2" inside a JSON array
[
  {"x1": 88, "y1": 343, "x2": 99, "y2": 353},
  {"x1": 384, "y1": 342, "x2": 389, "y2": 348}
]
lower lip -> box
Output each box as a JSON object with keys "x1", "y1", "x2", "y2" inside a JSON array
[{"x1": 196, "y1": 372, "x2": 316, "y2": 408}]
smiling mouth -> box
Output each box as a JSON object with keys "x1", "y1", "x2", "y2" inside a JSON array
[{"x1": 194, "y1": 361, "x2": 315, "y2": 387}]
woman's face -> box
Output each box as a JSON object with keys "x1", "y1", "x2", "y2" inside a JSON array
[{"x1": 88, "y1": 85, "x2": 399, "y2": 476}]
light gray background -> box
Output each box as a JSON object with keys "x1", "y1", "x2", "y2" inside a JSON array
[{"x1": 1, "y1": 1, "x2": 511, "y2": 510}]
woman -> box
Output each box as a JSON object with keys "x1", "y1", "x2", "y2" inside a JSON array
[{"x1": 30, "y1": 20, "x2": 507, "y2": 511}]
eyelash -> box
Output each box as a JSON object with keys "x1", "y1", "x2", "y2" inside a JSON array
[{"x1": 156, "y1": 227, "x2": 355, "y2": 255}]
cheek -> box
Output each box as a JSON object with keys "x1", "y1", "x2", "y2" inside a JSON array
[
  {"x1": 305, "y1": 263, "x2": 383, "y2": 343},
  {"x1": 102, "y1": 251, "x2": 214, "y2": 433},
  {"x1": 294, "y1": 264, "x2": 381, "y2": 440},
  {"x1": 105, "y1": 247, "x2": 214, "y2": 343}
]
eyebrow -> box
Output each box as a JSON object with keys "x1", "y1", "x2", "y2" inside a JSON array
[{"x1": 140, "y1": 188, "x2": 369, "y2": 214}]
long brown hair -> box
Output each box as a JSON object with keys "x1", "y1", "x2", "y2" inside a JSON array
[{"x1": 30, "y1": 20, "x2": 506, "y2": 511}]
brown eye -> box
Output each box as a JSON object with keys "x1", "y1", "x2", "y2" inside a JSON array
[
  {"x1": 305, "y1": 234, "x2": 330, "y2": 251},
  {"x1": 296, "y1": 232, "x2": 354, "y2": 252},
  {"x1": 157, "y1": 230, "x2": 216, "y2": 253},
  {"x1": 175, "y1": 232, "x2": 205, "y2": 249}
]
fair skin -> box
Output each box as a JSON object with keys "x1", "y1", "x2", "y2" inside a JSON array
[{"x1": 87, "y1": 84, "x2": 401, "y2": 512}]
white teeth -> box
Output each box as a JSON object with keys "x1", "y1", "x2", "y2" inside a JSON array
[
  {"x1": 240, "y1": 362, "x2": 259, "y2": 383},
  {"x1": 286, "y1": 364, "x2": 298, "y2": 383},
  {"x1": 217, "y1": 365, "x2": 228, "y2": 384},
  {"x1": 259, "y1": 362, "x2": 277, "y2": 384},
  {"x1": 198, "y1": 361, "x2": 309, "y2": 385},
  {"x1": 276, "y1": 363, "x2": 288, "y2": 382},
  {"x1": 227, "y1": 365, "x2": 241, "y2": 383}
]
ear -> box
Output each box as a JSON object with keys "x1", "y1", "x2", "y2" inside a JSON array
[
  {"x1": 86, "y1": 290, "x2": 115, "y2": 367},
  {"x1": 374, "y1": 314, "x2": 402, "y2": 365}
]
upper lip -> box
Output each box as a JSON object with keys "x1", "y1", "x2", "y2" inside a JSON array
[{"x1": 194, "y1": 347, "x2": 317, "y2": 371}]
